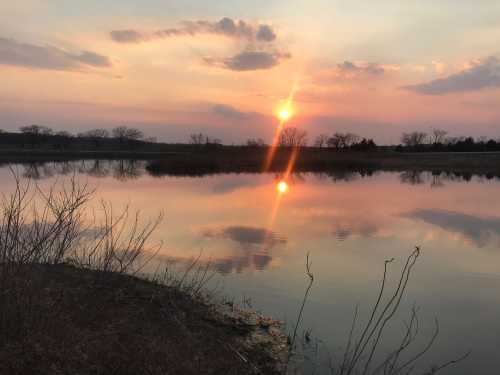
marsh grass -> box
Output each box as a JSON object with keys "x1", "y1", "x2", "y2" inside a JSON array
[{"x1": 286, "y1": 248, "x2": 470, "y2": 375}]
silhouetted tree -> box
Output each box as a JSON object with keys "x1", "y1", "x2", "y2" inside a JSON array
[
  {"x1": 314, "y1": 134, "x2": 329, "y2": 148},
  {"x1": 278, "y1": 127, "x2": 308, "y2": 148},
  {"x1": 401, "y1": 131, "x2": 428, "y2": 148},
  {"x1": 112, "y1": 126, "x2": 144, "y2": 149},
  {"x1": 431, "y1": 128, "x2": 448, "y2": 144},
  {"x1": 112, "y1": 126, "x2": 143, "y2": 143},
  {"x1": 327, "y1": 132, "x2": 360, "y2": 150},
  {"x1": 78, "y1": 129, "x2": 110, "y2": 149},
  {"x1": 189, "y1": 133, "x2": 205, "y2": 146},
  {"x1": 246, "y1": 138, "x2": 266, "y2": 147}
]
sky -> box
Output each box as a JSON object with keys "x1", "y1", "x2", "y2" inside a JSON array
[{"x1": 1, "y1": 0, "x2": 500, "y2": 144}]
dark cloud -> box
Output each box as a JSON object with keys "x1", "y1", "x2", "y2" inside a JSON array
[
  {"x1": 110, "y1": 17, "x2": 277, "y2": 44},
  {"x1": 0, "y1": 37, "x2": 111, "y2": 71},
  {"x1": 256, "y1": 25, "x2": 277, "y2": 42},
  {"x1": 403, "y1": 57, "x2": 500, "y2": 95},
  {"x1": 209, "y1": 51, "x2": 290, "y2": 71},
  {"x1": 402, "y1": 209, "x2": 500, "y2": 248}
]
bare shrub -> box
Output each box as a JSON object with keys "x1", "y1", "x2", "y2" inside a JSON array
[{"x1": 287, "y1": 248, "x2": 469, "y2": 375}]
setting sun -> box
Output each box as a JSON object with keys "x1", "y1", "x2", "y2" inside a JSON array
[
  {"x1": 277, "y1": 181, "x2": 289, "y2": 194},
  {"x1": 278, "y1": 108, "x2": 292, "y2": 122}
]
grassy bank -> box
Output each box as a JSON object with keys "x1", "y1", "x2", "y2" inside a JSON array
[
  {"x1": 2, "y1": 148, "x2": 500, "y2": 175},
  {"x1": 1, "y1": 263, "x2": 286, "y2": 375}
]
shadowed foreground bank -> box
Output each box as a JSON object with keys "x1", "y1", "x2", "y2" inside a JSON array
[{"x1": 0, "y1": 264, "x2": 286, "y2": 375}]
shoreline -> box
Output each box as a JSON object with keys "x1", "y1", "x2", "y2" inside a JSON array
[
  {"x1": 0, "y1": 149, "x2": 499, "y2": 175},
  {"x1": 1, "y1": 263, "x2": 288, "y2": 375}
]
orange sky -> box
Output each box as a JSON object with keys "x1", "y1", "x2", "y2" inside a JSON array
[{"x1": 1, "y1": 1, "x2": 500, "y2": 143}]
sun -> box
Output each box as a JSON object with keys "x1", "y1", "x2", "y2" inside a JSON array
[
  {"x1": 277, "y1": 106, "x2": 293, "y2": 121},
  {"x1": 279, "y1": 109, "x2": 291, "y2": 121},
  {"x1": 277, "y1": 181, "x2": 289, "y2": 194}
]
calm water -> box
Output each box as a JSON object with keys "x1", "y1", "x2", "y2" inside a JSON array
[{"x1": 2, "y1": 160, "x2": 500, "y2": 374}]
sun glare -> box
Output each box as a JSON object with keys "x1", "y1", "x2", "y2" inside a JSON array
[
  {"x1": 278, "y1": 107, "x2": 292, "y2": 122},
  {"x1": 277, "y1": 181, "x2": 289, "y2": 194},
  {"x1": 279, "y1": 108, "x2": 290, "y2": 121}
]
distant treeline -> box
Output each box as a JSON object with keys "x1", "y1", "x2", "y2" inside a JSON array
[
  {"x1": 0, "y1": 125, "x2": 157, "y2": 150},
  {"x1": 396, "y1": 129, "x2": 500, "y2": 152},
  {"x1": 0, "y1": 125, "x2": 498, "y2": 153}
]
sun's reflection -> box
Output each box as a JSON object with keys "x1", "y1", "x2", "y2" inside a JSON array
[{"x1": 277, "y1": 181, "x2": 289, "y2": 194}]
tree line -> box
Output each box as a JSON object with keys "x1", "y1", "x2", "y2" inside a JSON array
[
  {"x1": 398, "y1": 128, "x2": 500, "y2": 152},
  {"x1": 0, "y1": 125, "x2": 156, "y2": 150},
  {"x1": 1, "y1": 124, "x2": 498, "y2": 153}
]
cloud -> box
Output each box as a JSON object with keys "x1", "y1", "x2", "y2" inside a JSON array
[
  {"x1": 402, "y1": 209, "x2": 500, "y2": 248},
  {"x1": 212, "y1": 104, "x2": 263, "y2": 121},
  {"x1": 203, "y1": 225, "x2": 287, "y2": 249},
  {"x1": 0, "y1": 37, "x2": 111, "y2": 71},
  {"x1": 337, "y1": 60, "x2": 385, "y2": 76},
  {"x1": 109, "y1": 30, "x2": 146, "y2": 43},
  {"x1": 110, "y1": 17, "x2": 277, "y2": 44},
  {"x1": 403, "y1": 57, "x2": 500, "y2": 95},
  {"x1": 206, "y1": 50, "x2": 290, "y2": 71},
  {"x1": 312, "y1": 60, "x2": 392, "y2": 84},
  {"x1": 212, "y1": 104, "x2": 249, "y2": 119}
]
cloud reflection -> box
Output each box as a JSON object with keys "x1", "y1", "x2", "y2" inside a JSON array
[
  {"x1": 403, "y1": 209, "x2": 500, "y2": 248},
  {"x1": 203, "y1": 225, "x2": 286, "y2": 249}
]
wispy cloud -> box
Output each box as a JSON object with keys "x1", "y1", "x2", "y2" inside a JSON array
[
  {"x1": 311, "y1": 60, "x2": 397, "y2": 85},
  {"x1": 337, "y1": 61, "x2": 386, "y2": 76},
  {"x1": 0, "y1": 37, "x2": 111, "y2": 71},
  {"x1": 403, "y1": 56, "x2": 500, "y2": 95},
  {"x1": 205, "y1": 50, "x2": 290, "y2": 71},
  {"x1": 110, "y1": 17, "x2": 277, "y2": 44},
  {"x1": 212, "y1": 104, "x2": 253, "y2": 119}
]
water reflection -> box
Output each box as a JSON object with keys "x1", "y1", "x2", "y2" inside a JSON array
[
  {"x1": 200, "y1": 226, "x2": 287, "y2": 273},
  {"x1": 5, "y1": 160, "x2": 500, "y2": 188},
  {"x1": 403, "y1": 209, "x2": 500, "y2": 248},
  {"x1": 1, "y1": 161, "x2": 500, "y2": 373}
]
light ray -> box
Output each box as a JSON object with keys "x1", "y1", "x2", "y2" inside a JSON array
[{"x1": 263, "y1": 80, "x2": 300, "y2": 172}]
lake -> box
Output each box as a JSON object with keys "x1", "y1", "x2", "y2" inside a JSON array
[{"x1": 1, "y1": 159, "x2": 499, "y2": 374}]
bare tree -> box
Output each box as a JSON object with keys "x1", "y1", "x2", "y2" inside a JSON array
[
  {"x1": 327, "y1": 132, "x2": 359, "y2": 150},
  {"x1": 327, "y1": 133, "x2": 343, "y2": 150},
  {"x1": 78, "y1": 129, "x2": 110, "y2": 149},
  {"x1": 112, "y1": 126, "x2": 144, "y2": 144},
  {"x1": 401, "y1": 132, "x2": 428, "y2": 148},
  {"x1": 314, "y1": 134, "x2": 329, "y2": 148},
  {"x1": 430, "y1": 128, "x2": 447, "y2": 144},
  {"x1": 189, "y1": 133, "x2": 205, "y2": 146},
  {"x1": 278, "y1": 127, "x2": 308, "y2": 148}
]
